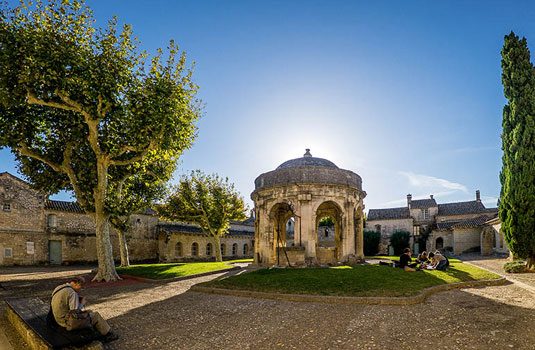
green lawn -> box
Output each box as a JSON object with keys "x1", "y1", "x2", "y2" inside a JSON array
[
  {"x1": 199, "y1": 263, "x2": 500, "y2": 297},
  {"x1": 368, "y1": 255, "x2": 462, "y2": 263},
  {"x1": 116, "y1": 259, "x2": 253, "y2": 279}
]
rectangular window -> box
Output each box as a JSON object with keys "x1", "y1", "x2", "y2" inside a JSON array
[
  {"x1": 5, "y1": 248, "x2": 12, "y2": 257},
  {"x1": 413, "y1": 226, "x2": 420, "y2": 236},
  {"x1": 422, "y1": 209, "x2": 429, "y2": 220},
  {"x1": 3, "y1": 203, "x2": 11, "y2": 212}
]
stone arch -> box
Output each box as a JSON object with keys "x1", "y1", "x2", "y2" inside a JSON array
[
  {"x1": 315, "y1": 201, "x2": 343, "y2": 262},
  {"x1": 481, "y1": 227, "x2": 495, "y2": 256},
  {"x1": 268, "y1": 202, "x2": 295, "y2": 264},
  {"x1": 436, "y1": 237, "x2": 444, "y2": 250}
]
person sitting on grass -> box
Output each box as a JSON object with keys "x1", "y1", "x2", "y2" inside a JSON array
[
  {"x1": 49, "y1": 276, "x2": 119, "y2": 342},
  {"x1": 399, "y1": 248, "x2": 420, "y2": 271},
  {"x1": 417, "y1": 251, "x2": 428, "y2": 264},
  {"x1": 428, "y1": 251, "x2": 449, "y2": 271}
]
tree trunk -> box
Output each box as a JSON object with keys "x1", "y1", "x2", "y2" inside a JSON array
[
  {"x1": 93, "y1": 211, "x2": 120, "y2": 281},
  {"x1": 214, "y1": 235, "x2": 223, "y2": 262},
  {"x1": 527, "y1": 255, "x2": 535, "y2": 270},
  {"x1": 92, "y1": 161, "x2": 120, "y2": 282},
  {"x1": 118, "y1": 229, "x2": 130, "y2": 267}
]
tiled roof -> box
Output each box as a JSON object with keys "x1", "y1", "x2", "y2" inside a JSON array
[
  {"x1": 410, "y1": 198, "x2": 437, "y2": 208},
  {"x1": 368, "y1": 207, "x2": 410, "y2": 221},
  {"x1": 159, "y1": 223, "x2": 254, "y2": 237},
  {"x1": 436, "y1": 221, "x2": 459, "y2": 230},
  {"x1": 437, "y1": 201, "x2": 487, "y2": 216},
  {"x1": 44, "y1": 200, "x2": 85, "y2": 213},
  {"x1": 139, "y1": 207, "x2": 157, "y2": 215},
  {"x1": 451, "y1": 214, "x2": 496, "y2": 229}
]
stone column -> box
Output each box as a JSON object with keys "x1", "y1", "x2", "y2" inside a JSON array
[
  {"x1": 355, "y1": 207, "x2": 364, "y2": 261},
  {"x1": 342, "y1": 200, "x2": 356, "y2": 261},
  {"x1": 299, "y1": 199, "x2": 315, "y2": 261}
]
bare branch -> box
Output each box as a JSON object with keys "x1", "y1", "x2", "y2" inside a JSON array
[{"x1": 17, "y1": 143, "x2": 63, "y2": 173}]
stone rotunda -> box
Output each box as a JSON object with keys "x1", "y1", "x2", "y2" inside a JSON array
[{"x1": 251, "y1": 149, "x2": 366, "y2": 267}]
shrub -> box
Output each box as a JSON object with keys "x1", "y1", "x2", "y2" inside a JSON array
[
  {"x1": 504, "y1": 260, "x2": 527, "y2": 273},
  {"x1": 363, "y1": 230, "x2": 380, "y2": 256},
  {"x1": 389, "y1": 230, "x2": 410, "y2": 256},
  {"x1": 319, "y1": 217, "x2": 334, "y2": 227}
]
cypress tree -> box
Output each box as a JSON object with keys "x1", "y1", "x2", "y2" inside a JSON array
[{"x1": 500, "y1": 31, "x2": 535, "y2": 269}]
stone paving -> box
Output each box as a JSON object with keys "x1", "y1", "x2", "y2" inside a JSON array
[{"x1": 1, "y1": 257, "x2": 535, "y2": 350}]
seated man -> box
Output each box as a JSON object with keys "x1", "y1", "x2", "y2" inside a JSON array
[
  {"x1": 428, "y1": 252, "x2": 449, "y2": 271},
  {"x1": 399, "y1": 248, "x2": 419, "y2": 271},
  {"x1": 50, "y1": 276, "x2": 118, "y2": 342}
]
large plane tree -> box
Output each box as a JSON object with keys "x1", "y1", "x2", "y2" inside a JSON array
[
  {"x1": 500, "y1": 31, "x2": 535, "y2": 269},
  {"x1": 157, "y1": 171, "x2": 247, "y2": 262},
  {"x1": 0, "y1": 1, "x2": 201, "y2": 280}
]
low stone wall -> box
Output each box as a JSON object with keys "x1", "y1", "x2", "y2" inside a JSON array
[
  {"x1": 7, "y1": 304, "x2": 50, "y2": 350},
  {"x1": 192, "y1": 277, "x2": 507, "y2": 305}
]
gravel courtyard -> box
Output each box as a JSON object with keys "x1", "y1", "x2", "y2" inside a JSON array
[{"x1": 1, "y1": 256, "x2": 534, "y2": 350}]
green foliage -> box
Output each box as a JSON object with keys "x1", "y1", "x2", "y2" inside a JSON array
[
  {"x1": 200, "y1": 263, "x2": 500, "y2": 297},
  {"x1": 363, "y1": 230, "x2": 380, "y2": 256},
  {"x1": 389, "y1": 230, "x2": 410, "y2": 256},
  {"x1": 0, "y1": 0, "x2": 201, "y2": 280},
  {"x1": 318, "y1": 217, "x2": 334, "y2": 227},
  {"x1": 157, "y1": 171, "x2": 247, "y2": 262},
  {"x1": 500, "y1": 31, "x2": 535, "y2": 268},
  {"x1": 503, "y1": 260, "x2": 528, "y2": 273}
]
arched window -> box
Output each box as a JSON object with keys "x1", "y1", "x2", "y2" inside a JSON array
[
  {"x1": 232, "y1": 243, "x2": 238, "y2": 256},
  {"x1": 47, "y1": 214, "x2": 57, "y2": 228},
  {"x1": 436, "y1": 237, "x2": 444, "y2": 250},
  {"x1": 175, "y1": 242, "x2": 182, "y2": 257},
  {"x1": 243, "y1": 244, "x2": 248, "y2": 255},
  {"x1": 206, "y1": 243, "x2": 212, "y2": 256},
  {"x1": 220, "y1": 243, "x2": 226, "y2": 256},
  {"x1": 191, "y1": 242, "x2": 199, "y2": 256}
]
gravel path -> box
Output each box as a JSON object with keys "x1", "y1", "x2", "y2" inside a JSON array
[{"x1": 1, "y1": 260, "x2": 535, "y2": 350}]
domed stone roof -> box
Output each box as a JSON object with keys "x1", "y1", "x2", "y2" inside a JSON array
[
  {"x1": 276, "y1": 149, "x2": 338, "y2": 170},
  {"x1": 253, "y1": 149, "x2": 362, "y2": 192}
]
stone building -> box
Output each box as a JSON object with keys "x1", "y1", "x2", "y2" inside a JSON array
[
  {"x1": 251, "y1": 149, "x2": 366, "y2": 266},
  {"x1": 158, "y1": 217, "x2": 255, "y2": 262},
  {"x1": 0, "y1": 172, "x2": 254, "y2": 266},
  {"x1": 366, "y1": 191, "x2": 504, "y2": 255}
]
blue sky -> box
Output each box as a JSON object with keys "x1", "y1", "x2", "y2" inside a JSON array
[{"x1": 2, "y1": 0, "x2": 534, "y2": 212}]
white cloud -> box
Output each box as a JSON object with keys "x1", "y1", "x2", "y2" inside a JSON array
[
  {"x1": 398, "y1": 171, "x2": 469, "y2": 193},
  {"x1": 482, "y1": 197, "x2": 499, "y2": 207}
]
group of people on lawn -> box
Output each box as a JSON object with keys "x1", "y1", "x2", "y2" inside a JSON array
[{"x1": 399, "y1": 248, "x2": 449, "y2": 271}]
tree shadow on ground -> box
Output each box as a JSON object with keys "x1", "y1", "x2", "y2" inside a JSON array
[{"x1": 101, "y1": 280, "x2": 535, "y2": 350}]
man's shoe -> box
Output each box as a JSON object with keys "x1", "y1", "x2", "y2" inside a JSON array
[{"x1": 103, "y1": 331, "x2": 119, "y2": 342}]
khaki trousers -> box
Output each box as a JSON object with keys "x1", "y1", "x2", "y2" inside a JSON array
[{"x1": 88, "y1": 310, "x2": 111, "y2": 335}]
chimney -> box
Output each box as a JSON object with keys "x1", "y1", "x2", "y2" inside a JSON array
[
  {"x1": 430, "y1": 194, "x2": 434, "y2": 200},
  {"x1": 476, "y1": 190, "x2": 481, "y2": 202},
  {"x1": 407, "y1": 194, "x2": 412, "y2": 209}
]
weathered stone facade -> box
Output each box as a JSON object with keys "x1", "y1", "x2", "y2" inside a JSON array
[
  {"x1": 251, "y1": 149, "x2": 366, "y2": 266},
  {"x1": 0, "y1": 172, "x2": 254, "y2": 266},
  {"x1": 367, "y1": 191, "x2": 503, "y2": 256},
  {"x1": 158, "y1": 219, "x2": 254, "y2": 262}
]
